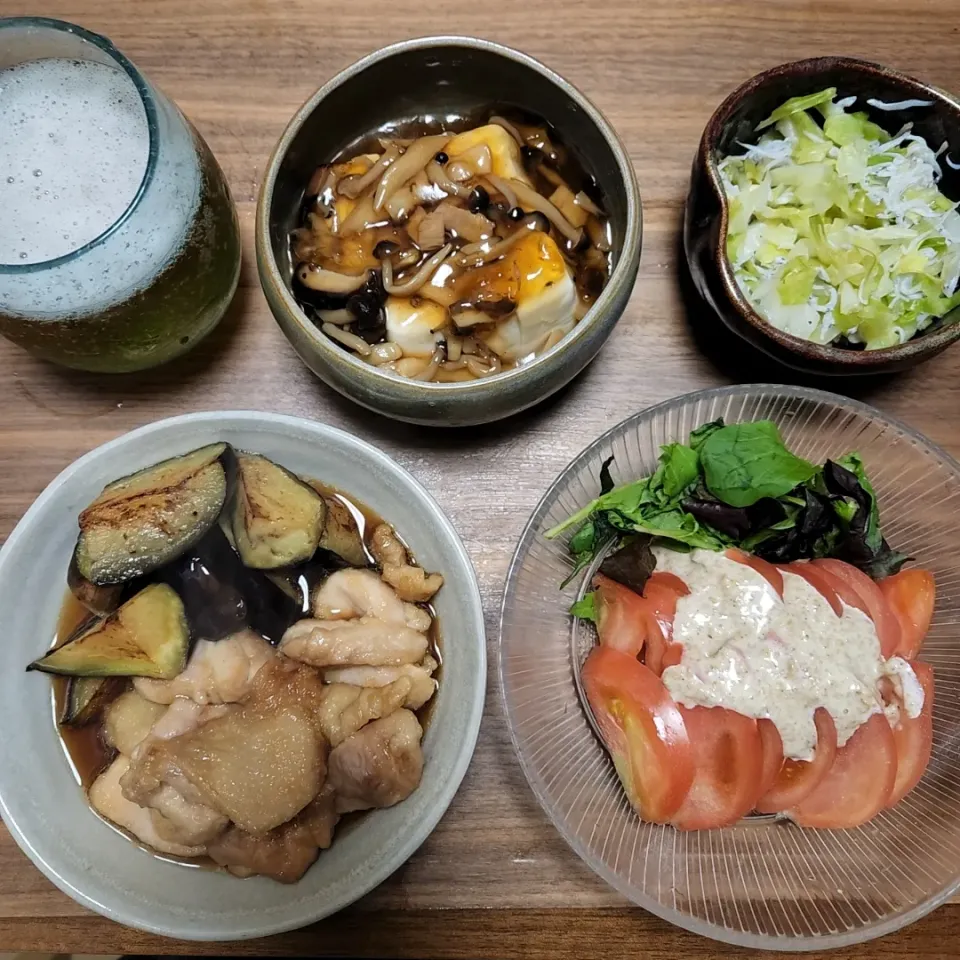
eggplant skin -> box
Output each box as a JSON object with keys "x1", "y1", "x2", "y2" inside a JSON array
[
  {"x1": 317, "y1": 494, "x2": 369, "y2": 567},
  {"x1": 61, "y1": 675, "x2": 126, "y2": 726},
  {"x1": 28, "y1": 583, "x2": 189, "y2": 679},
  {"x1": 74, "y1": 443, "x2": 228, "y2": 585},
  {"x1": 230, "y1": 453, "x2": 326, "y2": 569},
  {"x1": 157, "y1": 527, "x2": 302, "y2": 643},
  {"x1": 67, "y1": 556, "x2": 126, "y2": 617},
  {"x1": 265, "y1": 549, "x2": 349, "y2": 615}
]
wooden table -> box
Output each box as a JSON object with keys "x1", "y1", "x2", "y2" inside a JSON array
[{"x1": 2, "y1": 0, "x2": 960, "y2": 956}]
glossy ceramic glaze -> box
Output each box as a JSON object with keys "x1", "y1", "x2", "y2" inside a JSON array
[
  {"x1": 256, "y1": 36, "x2": 641, "y2": 426},
  {"x1": 685, "y1": 57, "x2": 960, "y2": 375}
]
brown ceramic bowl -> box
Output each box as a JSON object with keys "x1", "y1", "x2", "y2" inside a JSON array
[
  {"x1": 257, "y1": 37, "x2": 641, "y2": 426},
  {"x1": 685, "y1": 57, "x2": 960, "y2": 376}
]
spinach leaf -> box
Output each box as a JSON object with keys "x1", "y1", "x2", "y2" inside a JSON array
[
  {"x1": 560, "y1": 513, "x2": 619, "y2": 588},
  {"x1": 570, "y1": 519, "x2": 599, "y2": 557},
  {"x1": 631, "y1": 509, "x2": 729, "y2": 549},
  {"x1": 649, "y1": 443, "x2": 700, "y2": 502},
  {"x1": 597, "y1": 479, "x2": 653, "y2": 518},
  {"x1": 570, "y1": 592, "x2": 597, "y2": 621},
  {"x1": 689, "y1": 418, "x2": 725, "y2": 451},
  {"x1": 699, "y1": 421, "x2": 818, "y2": 507},
  {"x1": 599, "y1": 535, "x2": 656, "y2": 594}
]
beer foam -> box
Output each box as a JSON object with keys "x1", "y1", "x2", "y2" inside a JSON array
[
  {"x1": 0, "y1": 57, "x2": 201, "y2": 321},
  {"x1": 0, "y1": 58, "x2": 150, "y2": 265}
]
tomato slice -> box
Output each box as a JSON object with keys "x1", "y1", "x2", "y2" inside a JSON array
[
  {"x1": 670, "y1": 705, "x2": 763, "y2": 830},
  {"x1": 642, "y1": 572, "x2": 690, "y2": 641},
  {"x1": 783, "y1": 561, "x2": 844, "y2": 618},
  {"x1": 726, "y1": 549, "x2": 784, "y2": 598},
  {"x1": 641, "y1": 572, "x2": 689, "y2": 675},
  {"x1": 886, "y1": 660, "x2": 934, "y2": 807},
  {"x1": 592, "y1": 574, "x2": 649, "y2": 658},
  {"x1": 812, "y1": 558, "x2": 901, "y2": 659},
  {"x1": 646, "y1": 571, "x2": 690, "y2": 597},
  {"x1": 755, "y1": 708, "x2": 838, "y2": 813},
  {"x1": 661, "y1": 643, "x2": 684, "y2": 670},
  {"x1": 757, "y1": 719, "x2": 785, "y2": 799},
  {"x1": 581, "y1": 646, "x2": 694, "y2": 822},
  {"x1": 880, "y1": 569, "x2": 936, "y2": 658},
  {"x1": 788, "y1": 712, "x2": 897, "y2": 827}
]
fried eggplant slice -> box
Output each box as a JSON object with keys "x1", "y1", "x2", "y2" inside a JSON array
[
  {"x1": 74, "y1": 443, "x2": 228, "y2": 585},
  {"x1": 317, "y1": 494, "x2": 368, "y2": 567},
  {"x1": 29, "y1": 583, "x2": 189, "y2": 679},
  {"x1": 158, "y1": 527, "x2": 302, "y2": 643},
  {"x1": 67, "y1": 556, "x2": 126, "y2": 617},
  {"x1": 60, "y1": 675, "x2": 127, "y2": 726},
  {"x1": 265, "y1": 550, "x2": 349, "y2": 615},
  {"x1": 231, "y1": 453, "x2": 326, "y2": 569}
]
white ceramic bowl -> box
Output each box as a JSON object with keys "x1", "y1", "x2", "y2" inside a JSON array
[{"x1": 0, "y1": 411, "x2": 486, "y2": 940}]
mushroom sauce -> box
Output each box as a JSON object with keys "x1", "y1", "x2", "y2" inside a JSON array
[
  {"x1": 653, "y1": 547, "x2": 924, "y2": 761},
  {"x1": 290, "y1": 108, "x2": 611, "y2": 382}
]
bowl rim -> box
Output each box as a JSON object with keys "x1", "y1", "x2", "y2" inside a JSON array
[
  {"x1": 696, "y1": 55, "x2": 960, "y2": 368},
  {"x1": 256, "y1": 34, "x2": 642, "y2": 396},
  {"x1": 0, "y1": 409, "x2": 487, "y2": 940},
  {"x1": 498, "y1": 383, "x2": 960, "y2": 952}
]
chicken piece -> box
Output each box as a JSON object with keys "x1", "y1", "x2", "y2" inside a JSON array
[
  {"x1": 313, "y1": 568, "x2": 405, "y2": 621},
  {"x1": 111, "y1": 696, "x2": 235, "y2": 847},
  {"x1": 323, "y1": 655, "x2": 438, "y2": 710},
  {"x1": 134, "y1": 630, "x2": 275, "y2": 705},
  {"x1": 148, "y1": 781, "x2": 229, "y2": 846},
  {"x1": 369, "y1": 522, "x2": 408, "y2": 567},
  {"x1": 369, "y1": 524, "x2": 443, "y2": 602},
  {"x1": 143, "y1": 698, "x2": 235, "y2": 745},
  {"x1": 122, "y1": 701, "x2": 325, "y2": 834},
  {"x1": 103, "y1": 690, "x2": 166, "y2": 755},
  {"x1": 381, "y1": 564, "x2": 444, "y2": 604},
  {"x1": 246, "y1": 655, "x2": 327, "y2": 720},
  {"x1": 403, "y1": 604, "x2": 432, "y2": 632},
  {"x1": 316, "y1": 678, "x2": 413, "y2": 746},
  {"x1": 248, "y1": 656, "x2": 411, "y2": 746},
  {"x1": 327, "y1": 709, "x2": 424, "y2": 813},
  {"x1": 312, "y1": 568, "x2": 431, "y2": 632},
  {"x1": 90, "y1": 756, "x2": 207, "y2": 858},
  {"x1": 280, "y1": 616, "x2": 428, "y2": 667},
  {"x1": 207, "y1": 785, "x2": 340, "y2": 883}
]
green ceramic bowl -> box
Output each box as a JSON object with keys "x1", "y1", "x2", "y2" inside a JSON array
[{"x1": 256, "y1": 36, "x2": 641, "y2": 426}]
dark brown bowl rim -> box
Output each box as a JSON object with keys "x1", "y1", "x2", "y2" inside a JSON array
[{"x1": 698, "y1": 55, "x2": 960, "y2": 367}]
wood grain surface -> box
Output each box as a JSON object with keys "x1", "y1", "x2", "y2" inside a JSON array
[{"x1": 1, "y1": 0, "x2": 960, "y2": 955}]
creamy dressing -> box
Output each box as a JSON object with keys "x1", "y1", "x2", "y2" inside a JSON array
[{"x1": 653, "y1": 547, "x2": 923, "y2": 761}]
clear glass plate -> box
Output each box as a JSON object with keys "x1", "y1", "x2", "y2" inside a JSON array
[{"x1": 499, "y1": 384, "x2": 960, "y2": 951}]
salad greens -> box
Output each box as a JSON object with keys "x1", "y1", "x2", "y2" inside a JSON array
[
  {"x1": 719, "y1": 87, "x2": 960, "y2": 349},
  {"x1": 547, "y1": 419, "x2": 908, "y2": 591}
]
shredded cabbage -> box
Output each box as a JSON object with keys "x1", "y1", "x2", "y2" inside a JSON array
[{"x1": 719, "y1": 89, "x2": 960, "y2": 348}]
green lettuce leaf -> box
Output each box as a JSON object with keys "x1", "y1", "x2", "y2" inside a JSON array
[
  {"x1": 570, "y1": 592, "x2": 597, "y2": 621},
  {"x1": 699, "y1": 421, "x2": 818, "y2": 507}
]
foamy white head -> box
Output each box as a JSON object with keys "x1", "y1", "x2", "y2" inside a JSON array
[{"x1": 0, "y1": 58, "x2": 150, "y2": 265}]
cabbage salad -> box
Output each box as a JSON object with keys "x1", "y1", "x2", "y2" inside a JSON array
[{"x1": 719, "y1": 88, "x2": 960, "y2": 349}]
